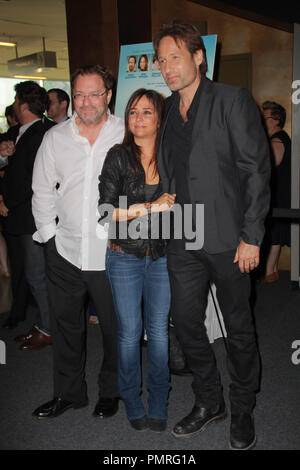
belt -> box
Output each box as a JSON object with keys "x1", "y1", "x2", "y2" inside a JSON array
[{"x1": 109, "y1": 241, "x2": 151, "y2": 256}]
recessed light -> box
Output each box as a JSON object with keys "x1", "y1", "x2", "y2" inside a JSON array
[
  {"x1": 14, "y1": 75, "x2": 47, "y2": 80},
  {"x1": 0, "y1": 41, "x2": 16, "y2": 47}
]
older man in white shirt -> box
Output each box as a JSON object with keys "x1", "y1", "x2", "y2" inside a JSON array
[{"x1": 31, "y1": 65, "x2": 124, "y2": 420}]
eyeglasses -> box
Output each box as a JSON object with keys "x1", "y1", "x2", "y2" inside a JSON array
[{"x1": 73, "y1": 90, "x2": 107, "y2": 103}]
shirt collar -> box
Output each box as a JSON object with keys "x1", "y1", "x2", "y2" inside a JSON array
[
  {"x1": 71, "y1": 110, "x2": 111, "y2": 138},
  {"x1": 57, "y1": 115, "x2": 69, "y2": 124},
  {"x1": 18, "y1": 118, "x2": 41, "y2": 139}
]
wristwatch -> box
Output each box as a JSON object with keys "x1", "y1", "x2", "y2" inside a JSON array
[{"x1": 144, "y1": 202, "x2": 152, "y2": 213}]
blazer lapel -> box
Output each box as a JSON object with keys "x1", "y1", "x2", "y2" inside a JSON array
[{"x1": 158, "y1": 95, "x2": 176, "y2": 192}]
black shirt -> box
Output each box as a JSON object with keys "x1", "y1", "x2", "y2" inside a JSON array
[
  {"x1": 163, "y1": 82, "x2": 202, "y2": 245},
  {"x1": 164, "y1": 82, "x2": 202, "y2": 206}
]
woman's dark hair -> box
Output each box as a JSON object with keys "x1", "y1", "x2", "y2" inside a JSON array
[
  {"x1": 138, "y1": 54, "x2": 149, "y2": 71},
  {"x1": 262, "y1": 101, "x2": 286, "y2": 129},
  {"x1": 153, "y1": 20, "x2": 207, "y2": 76},
  {"x1": 122, "y1": 88, "x2": 165, "y2": 175}
]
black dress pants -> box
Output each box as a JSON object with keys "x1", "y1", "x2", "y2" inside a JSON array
[
  {"x1": 45, "y1": 238, "x2": 118, "y2": 405},
  {"x1": 167, "y1": 245, "x2": 261, "y2": 414},
  {"x1": 5, "y1": 233, "x2": 28, "y2": 323}
]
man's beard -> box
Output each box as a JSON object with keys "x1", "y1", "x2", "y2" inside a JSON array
[{"x1": 76, "y1": 106, "x2": 106, "y2": 125}]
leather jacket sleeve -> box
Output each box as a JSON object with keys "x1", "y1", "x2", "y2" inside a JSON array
[{"x1": 98, "y1": 144, "x2": 125, "y2": 215}]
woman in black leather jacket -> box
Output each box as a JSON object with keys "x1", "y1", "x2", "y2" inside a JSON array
[{"x1": 99, "y1": 88, "x2": 175, "y2": 432}]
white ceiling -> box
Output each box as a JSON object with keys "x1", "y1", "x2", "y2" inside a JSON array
[{"x1": 0, "y1": 0, "x2": 69, "y2": 80}]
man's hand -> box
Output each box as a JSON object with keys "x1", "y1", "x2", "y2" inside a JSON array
[
  {"x1": 0, "y1": 199, "x2": 9, "y2": 217},
  {"x1": 233, "y1": 239, "x2": 260, "y2": 273},
  {"x1": 0, "y1": 140, "x2": 15, "y2": 157}
]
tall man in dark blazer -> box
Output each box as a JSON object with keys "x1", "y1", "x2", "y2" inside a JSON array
[
  {"x1": 154, "y1": 21, "x2": 270, "y2": 450},
  {"x1": 0, "y1": 81, "x2": 55, "y2": 351}
]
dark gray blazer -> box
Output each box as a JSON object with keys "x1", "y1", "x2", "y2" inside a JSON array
[{"x1": 158, "y1": 76, "x2": 271, "y2": 254}]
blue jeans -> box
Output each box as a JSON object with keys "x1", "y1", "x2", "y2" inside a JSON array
[
  {"x1": 106, "y1": 248, "x2": 171, "y2": 421},
  {"x1": 22, "y1": 235, "x2": 51, "y2": 334}
]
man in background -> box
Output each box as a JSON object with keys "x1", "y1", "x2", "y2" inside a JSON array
[
  {"x1": 47, "y1": 88, "x2": 70, "y2": 124},
  {"x1": 0, "y1": 82, "x2": 54, "y2": 354}
]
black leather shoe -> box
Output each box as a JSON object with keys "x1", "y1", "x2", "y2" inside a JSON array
[
  {"x1": 230, "y1": 412, "x2": 256, "y2": 450},
  {"x1": 148, "y1": 418, "x2": 167, "y2": 433},
  {"x1": 129, "y1": 415, "x2": 149, "y2": 431},
  {"x1": 172, "y1": 401, "x2": 227, "y2": 438},
  {"x1": 32, "y1": 397, "x2": 87, "y2": 419},
  {"x1": 93, "y1": 397, "x2": 119, "y2": 419}
]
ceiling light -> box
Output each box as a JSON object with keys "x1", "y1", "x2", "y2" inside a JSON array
[
  {"x1": 0, "y1": 41, "x2": 16, "y2": 47},
  {"x1": 14, "y1": 75, "x2": 47, "y2": 80}
]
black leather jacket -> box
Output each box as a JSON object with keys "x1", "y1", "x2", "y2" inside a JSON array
[{"x1": 98, "y1": 144, "x2": 167, "y2": 260}]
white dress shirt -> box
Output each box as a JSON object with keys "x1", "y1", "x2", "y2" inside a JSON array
[
  {"x1": 32, "y1": 112, "x2": 124, "y2": 271},
  {"x1": 0, "y1": 156, "x2": 8, "y2": 168}
]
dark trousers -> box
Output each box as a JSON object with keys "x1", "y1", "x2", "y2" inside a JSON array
[
  {"x1": 45, "y1": 238, "x2": 118, "y2": 405},
  {"x1": 5, "y1": 233, "x2": 50, "y2": 332},
  {"x1": 167, "y1": 245, "x2": 261, "y2": 414},
  {"x1": 5, "y1": 233, "x2": 28, "y2": 323},
  {"x1": 22, "y1": 234, "x2": 51, "y2": 334}
]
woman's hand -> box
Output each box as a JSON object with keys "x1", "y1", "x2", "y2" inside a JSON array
[
  {"x1": 113, "y1": 194, "x2": 176, "y2": 221},
  {"x1": 151, "y1": 193, "x2": 176, "y2": 212}
]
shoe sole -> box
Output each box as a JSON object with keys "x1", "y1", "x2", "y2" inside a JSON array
[
  {"x1": 172, "y1": 411, "x2": 227, "y2": 438},
  {"x1": 92, "y1": 409, "x2": 118, "y2": 419},
  {"x1": 20, "y1": 344, "x2": 52, "y2": 351},
  {"x1": 130, "y1": 426, "x2": 149, "y2": 432},
  {"x1": 229, "y1": 435, "x2": 257, "y2": 451}
]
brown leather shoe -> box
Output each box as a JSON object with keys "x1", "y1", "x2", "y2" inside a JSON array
[
  {"x1": 14, "y1": 326, "x2": 39, "y2": 343},
  {"x1": 259, "y1": 271, "x2": 279, "y2": 283},
  {"x1": 19, "y1": 330, "x2": 52, "y2": 351}
]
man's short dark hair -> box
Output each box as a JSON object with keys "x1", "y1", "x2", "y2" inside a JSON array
[
  {"x1": 71, "y1": 65, "x2": 115, "y2": 92},
  {"x1": 47, "y1": 88, "x2": 70, "y2": 111},
  {"x1": 262, "y1": 101, "x2": 286, "y2": 128},
  {"x1": 153, "y1": 20, "x2": 208, "y2": 76},
  {"x1": 14, "y1": 81, "x2": 48, "y2": 118}
]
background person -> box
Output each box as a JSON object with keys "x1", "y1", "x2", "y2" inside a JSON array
[
  {"x1": 260, "y1": 101, "x2": 291, "y2": 282},
  {"x1": 0, "y1": 81, "x2": 54, "y2": 346},
  {"x1": 47, "y1": 88, "x2": 70, "y2": 124}
]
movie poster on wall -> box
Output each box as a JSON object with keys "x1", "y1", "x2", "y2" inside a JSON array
[{"x1": 115, "y1": 35, "x2": 217, "y2": 118}]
